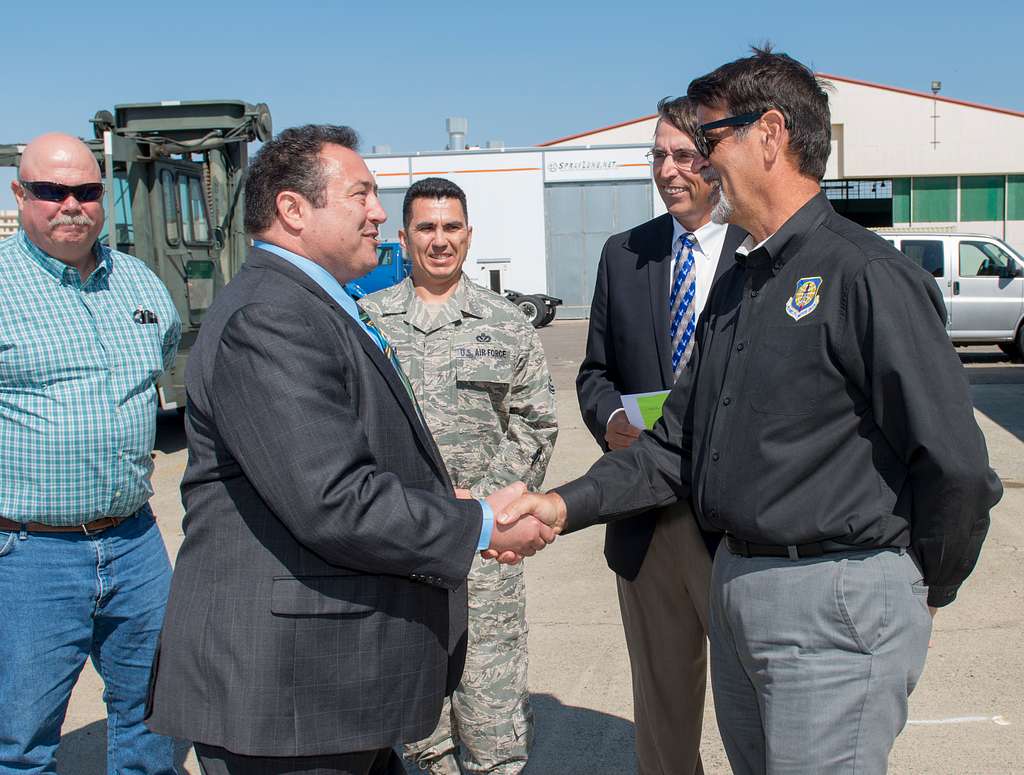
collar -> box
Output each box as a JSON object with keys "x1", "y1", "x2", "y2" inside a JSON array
[
  {"x1": 733, "y1": 191, "x2": 833, "y2": 274},
  {"x1": 253, "y1": 240, "x2": 360, "y2": 318},
  {"x1": 378, "y1": 273, "x2": 489, "y2": 319},
  {"x1": 17, "y1": 229, "x2": 110, "y2": 287},
  {"x1": 671, "y1": 217, "x2": 727, "y2": 259}
]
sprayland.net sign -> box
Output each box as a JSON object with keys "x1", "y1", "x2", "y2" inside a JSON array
[{"x1": 546, "y1": 159, "x2": 619, "y2": 173}]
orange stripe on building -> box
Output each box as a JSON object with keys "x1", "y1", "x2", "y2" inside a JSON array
[{"x1": 411, "y1": 167, "x2": 542, "y2": 175}]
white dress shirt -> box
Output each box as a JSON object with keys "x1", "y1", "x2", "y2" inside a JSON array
[{"x1": 671, "y1": 217, "x2": 729, "y2": 319}]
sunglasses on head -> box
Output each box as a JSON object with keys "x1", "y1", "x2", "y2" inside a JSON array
[{"x1": 19, "y1": 180, "x2": 104, "y2": 203}]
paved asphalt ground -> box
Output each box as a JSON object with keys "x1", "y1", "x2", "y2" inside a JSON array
[{"x1": 55, "y1": 320, "x2": 1023, "y2": 774}]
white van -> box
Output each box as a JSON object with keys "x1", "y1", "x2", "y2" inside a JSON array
[{"x1": 875, "y1": 230, "x2": 1024, "y2": 355}]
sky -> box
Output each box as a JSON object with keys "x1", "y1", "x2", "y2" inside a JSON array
[{"x1": 2, "y1": 0, "x2": 1022, "y2": 208}]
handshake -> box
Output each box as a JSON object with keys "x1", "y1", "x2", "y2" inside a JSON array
[{"x1": 459, "y1": 482, "x2": 569, "y2": 565}]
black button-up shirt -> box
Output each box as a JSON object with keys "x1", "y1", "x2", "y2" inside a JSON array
[{"x1": 558, "y1": 192, "x2": 1001, "y2": 607}]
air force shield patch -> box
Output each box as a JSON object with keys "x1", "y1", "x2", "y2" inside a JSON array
[{"x1": 785, "y1": 277, "x2": 822, "y2": 321}]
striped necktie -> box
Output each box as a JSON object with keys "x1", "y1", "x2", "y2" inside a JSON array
[
  {"x1": 669, "y1": 232, "x2": 697, "y2": 381},
  {"x1": 358, "y1": 308, "x2": 426, "y2": 425}
]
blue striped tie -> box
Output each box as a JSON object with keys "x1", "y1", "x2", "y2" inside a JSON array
[{"x1": 669, "y1": 233, "x2": 697, "y2": 381}]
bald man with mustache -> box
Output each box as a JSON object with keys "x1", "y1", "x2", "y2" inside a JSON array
[{"x1": 0, "y1": 134, "x2": 181, "y2": 773}]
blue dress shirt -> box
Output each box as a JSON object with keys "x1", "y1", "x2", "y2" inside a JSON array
[{"x1": 253, "y1": 240, "x2": 493, "y2": 549}]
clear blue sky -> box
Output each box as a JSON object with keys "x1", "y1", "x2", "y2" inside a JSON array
[{"x1": 3, "y1": 0, "x2": 1021, "y2": 208}]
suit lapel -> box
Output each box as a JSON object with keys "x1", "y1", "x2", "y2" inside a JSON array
[
  {"x1": 641, "y1": 215, "x2": 675, "y2": 388},
  {"x1": 245, "y1": 250, "x2": 451, "y2": 482}
]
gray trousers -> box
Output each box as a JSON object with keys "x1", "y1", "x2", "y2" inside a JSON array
[{"x1": 710, "y1": 545, "x2": 932, "y2": 774}]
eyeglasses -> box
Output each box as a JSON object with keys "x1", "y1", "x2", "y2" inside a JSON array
[
  {"x1": 693, "y1": 111, "x2": 766, "y2": 158},
  {"x1": 19, "y1": 180, "x2": 105, "y2": 203},
  {"x1": 644, "y1": 148, "x2": 699, "y2": 169}
]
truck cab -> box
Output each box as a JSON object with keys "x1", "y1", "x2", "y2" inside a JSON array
[{"x1": 1, "y1": 100, "x2": 272, "y2": 407}]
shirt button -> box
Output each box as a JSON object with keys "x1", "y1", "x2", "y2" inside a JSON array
[
  {"x1": 750, "y1": 289, "x2": 759, "y2": 298},
  {"x1": 773, "y1": 262, "x2": 782, "y2": 272},
  {"x1": 736, "y1": 343, "x2": 745, "y2": 351},
  {"x1": 722, "y1": 397, "x2": 731, "y2": 406},
  {"x1": 114, "y1": 490, "x2": 122, "y2": 497},
  {"x1": 712, "y1": 450, "x2": 720, "y2": 461},
  {"x1": 710, "y1": 509, "x2": 718, "y2": 520}
]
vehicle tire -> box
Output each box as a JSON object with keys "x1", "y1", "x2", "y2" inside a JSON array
[
  {"x1": 516, "y1": 295, "x2": 546, "y2": 328},
  {"x1": 998, "y1": 342, "x2": 1020, "y2": 359},
  {"x1": 539, "y1": 306, "x2": 556, "y2": 327}
]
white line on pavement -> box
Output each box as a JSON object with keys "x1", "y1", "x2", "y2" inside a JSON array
[{"x1": 907, "y1": 715, "x2": 1010, "y2": 726}]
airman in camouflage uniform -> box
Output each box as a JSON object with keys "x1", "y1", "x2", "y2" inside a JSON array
[{"x1": 359, "y1": 178, "x2": 557, "y2": 775}]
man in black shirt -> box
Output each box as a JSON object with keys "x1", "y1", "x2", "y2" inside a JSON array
[{"x1": 497, "y1": 47, "x2": 1001, "y2": 773}]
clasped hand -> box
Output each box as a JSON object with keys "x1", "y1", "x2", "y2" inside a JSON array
[{"x1": 470, "y1": 482, "x2": 568, "y2": 565}]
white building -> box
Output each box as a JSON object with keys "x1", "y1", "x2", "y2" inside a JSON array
[
  {"x1": 0, "y1": 209, "x2": 18, "y2": 239},
  {"x1": 367, "y1": 73, "x2": 1024, "y2": 318}
]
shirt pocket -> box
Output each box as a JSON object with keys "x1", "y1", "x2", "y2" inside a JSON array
[
  {"x1": 748, "y1": 324, "x2": 822, "y2": 416},
  {"x1": 455, "y1": 356, "x2": 514, "y2": 419},
  {"x1": 116, "y1": 320, "x2": 164, "y2": 387}
]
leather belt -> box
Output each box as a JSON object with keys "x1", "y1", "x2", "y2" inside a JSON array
[
  {"x1": 0, "y1": 515, "x2": 132, "y2": 535},
  {"x1": 725, "y1": 534, "x2": 871, "y2": 560}
]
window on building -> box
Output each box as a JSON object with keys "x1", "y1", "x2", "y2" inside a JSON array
[
  {"x1": 377, "y1": 245, "x2": 393, "y2": 266},
  {"x1": 892, "y1": 178, "x2": 911, "y2": 222},
  {"x1": 959, "y1": 241, "x2": 1017, "y2": 278},
  {"x1": 912, "y1": 177, "x2": 957, "y2": 222},
  {"x1": 1009, "y1": 175, "x2": 1024, "y2": 221},
  {"x1": 901, "y1": 240, "x2": 944, "y2": 277},
  {"x1": 960, "y1": 176, "x2": 1005, "y2": 221}
]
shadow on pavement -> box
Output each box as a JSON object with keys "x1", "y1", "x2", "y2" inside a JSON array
[
  {"x1": 526, "y1": 692, "x2": 635, "y2": 775},
  {"x1": 401, "y1": 692, "x2": 635, "y2": 775},
  {"x1": 155, "y1": 409, "x2": 187, "y2": 455},
  {"x1": 57, "y1": 718, "x2": 191, "y2": 774}
]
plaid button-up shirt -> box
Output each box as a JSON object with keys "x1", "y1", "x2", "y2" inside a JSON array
[{"x1": 0, "y1": 230, "x2": 181, "y2": 525}]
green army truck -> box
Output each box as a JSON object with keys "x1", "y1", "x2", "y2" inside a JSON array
[{"x1": 0, "y1": 99, "x2": 272, "y2": 408}]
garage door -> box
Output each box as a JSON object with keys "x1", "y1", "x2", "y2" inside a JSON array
[{"x1": 545, "y1": 180, "x2": 653, "y2": 318}]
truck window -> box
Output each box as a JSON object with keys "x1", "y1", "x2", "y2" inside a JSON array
[
  {"x1": 188, "y1": 177, "x2": 211, "y2": 242},
  {"x1": 177, "y1": 173, "x2": 212, "y2": 245},
  {"x1": 901, "y1": 240, "x2": 944, "y2": 278},
  {"x1": 960, "y1": 241, "x2": 1016, "y2": 278},
  {"x1": 160, "y1": 170, "x2": 180, "y2": 246}
]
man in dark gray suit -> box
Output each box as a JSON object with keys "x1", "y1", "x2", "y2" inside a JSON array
[
  {"x1": 145, "y1": 125, "x2": 554, "y2": 775},
  {"x1": 576, "y1": 96, "x2": 746, "y2": 775}
]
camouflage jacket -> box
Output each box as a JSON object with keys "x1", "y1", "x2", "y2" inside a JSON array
[{"x1": 360, "y1": 275, "x2": 557, "y2": 496}]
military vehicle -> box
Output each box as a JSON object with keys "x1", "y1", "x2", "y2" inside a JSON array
[{"x1": 0, "y1": 99, "x2": 272, "y2": 409}]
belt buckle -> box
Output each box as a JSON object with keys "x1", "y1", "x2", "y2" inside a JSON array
[{"x1": 787, "y1": 545, "x2": 800, "y2": 561}]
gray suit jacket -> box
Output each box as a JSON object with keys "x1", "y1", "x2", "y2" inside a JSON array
[
  {"x1": 145, "y1": 248, "x2": 482, "y2": 756},
  {"x1": 576, "y1": 216, "x2": 747, "y2": 579}
]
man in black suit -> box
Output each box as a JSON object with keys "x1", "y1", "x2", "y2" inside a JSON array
[
  {"x1": 145, "y1": 125, "x2": 554, "y2": 775},
  {"x1": 576, "y1": 97, "x2": 746, "y2": 775}
]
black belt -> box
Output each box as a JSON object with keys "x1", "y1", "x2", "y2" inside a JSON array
[{"x1": 724, "y1": 534, "x2": 876, "y2": 560}]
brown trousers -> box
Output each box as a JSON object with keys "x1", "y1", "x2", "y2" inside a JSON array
[{"x1": 615, "y1": 503, "x2": 711, "y2": 775}]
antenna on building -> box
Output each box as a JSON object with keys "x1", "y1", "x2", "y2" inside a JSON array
[
  {"x1": 930, "y1": 81, "x2": 942, "y2": 149},
  {"x1": 446, "y1": 117, "x2": 468, "y2": 151}
]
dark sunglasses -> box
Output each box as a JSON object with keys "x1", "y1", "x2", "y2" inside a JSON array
[
  {"x1": 19, "y1": 180, "x2": 105, "y2": 203},
  {"x1": 694, "y1": 111, "x2": 766, "y2": 158}
]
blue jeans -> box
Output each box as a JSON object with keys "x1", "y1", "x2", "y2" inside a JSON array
[{"x1": 0, "y1": 506, "x2": 176, "y2": 774}]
